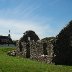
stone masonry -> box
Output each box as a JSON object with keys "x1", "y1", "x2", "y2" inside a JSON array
[{"x1": 16, "y1": 37, "x2": 55, "y2": 63}]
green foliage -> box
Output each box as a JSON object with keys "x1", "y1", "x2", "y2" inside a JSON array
[
  {"x1": 0, "y1": 47, "x2": 72, "y2": 72},
  {"x1": 21, "y1": 30, "x2": 40, "y2": 42},
  {"x1": 53, "y1": 20, "x2": 72, "y2": 65}
]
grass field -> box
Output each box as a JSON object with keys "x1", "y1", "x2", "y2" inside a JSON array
[{"x1": 0, "y1": 47, "x2": 72, "y2": 72}]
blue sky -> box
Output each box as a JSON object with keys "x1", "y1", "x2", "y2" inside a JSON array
[{"x1": 0, "y1": 0, "x2": 72, "y2": 40}]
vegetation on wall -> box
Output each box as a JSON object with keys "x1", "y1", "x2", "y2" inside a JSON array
[
  {"x1": 53, "y1": 20, "x2": 72, "y2": 65},
  {"x1": 20, "y1": 30, "x2": 40, "y2": 42}
]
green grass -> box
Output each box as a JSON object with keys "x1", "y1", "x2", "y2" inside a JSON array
[{"x1": 0, "y1": 47, "x2": 72, "y2": 72}]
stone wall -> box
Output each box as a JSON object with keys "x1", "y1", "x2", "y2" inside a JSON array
[{"x1": 16, "y1": 37, "x2": 55, "y2": 64}]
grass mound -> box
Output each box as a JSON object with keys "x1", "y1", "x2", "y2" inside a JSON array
[{"x1": 0, "y1": 47, "x2": 72, "y2": 72}]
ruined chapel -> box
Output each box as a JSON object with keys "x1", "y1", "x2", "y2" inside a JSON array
[{"x1": 16, "y1": 20, "x2": 72, "y2": 65}]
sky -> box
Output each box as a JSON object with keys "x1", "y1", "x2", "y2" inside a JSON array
[{"x1": 0, "y1": 0, "x2": 72, "y2": 40}]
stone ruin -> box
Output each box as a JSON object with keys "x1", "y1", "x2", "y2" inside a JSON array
[
  {"x1": 16, "y1": 30, "x2": 55, "y2": 63},
  {"x1": 53, "y1": 20, "x2": 72, "y2": 65},
  {"x1": 16, "y1": 20, "x2": 72, "y2": 65}
]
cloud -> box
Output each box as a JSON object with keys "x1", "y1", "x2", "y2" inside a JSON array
[
  {"x1": 0, "y1": 1, "x2": 55, "y2": 40},
  {"x1": 0, "y1": 19, "x2": 54, "y2": 40},
  {"x1": 0, "y1": 0, "x2": 66, "y2": 40},
  {"x1": 0, "y1": 0, "x2": 40, "y2": 20}
]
